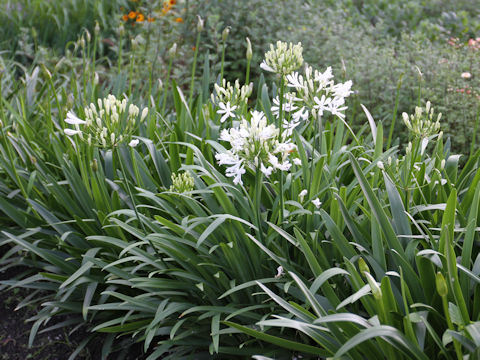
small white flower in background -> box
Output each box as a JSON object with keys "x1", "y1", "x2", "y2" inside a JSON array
[
  {"x1": 217, "y1": 101, "x2": 237, "y2": 123},
  {"x1": 299, "y1": 189, "x2": 307, "y2": 202},
  {"x1": 129, "y1": 139, "x2": 139, "y2": 147},
  {"x1": 275, "y1": 266, "x2": 284, "y2": 278},
  {"x1": 461, "y1": 72, "x2": 472, "y2": 79},
  {"x1": 402, "y1": 100, "x2": 441, "y2": 139},
  {"x1": 312, "y1": 198, "x2": 322, "y2": 209},
  {"x1": 376, "y1": 161, "x2": 384, "y2": 170},
  {"x1": 140, "y1": 107, "x2": 148, "y2": 122},
  {"x1": 293, "y1": 158, "x2": 302, "y2": 166}
]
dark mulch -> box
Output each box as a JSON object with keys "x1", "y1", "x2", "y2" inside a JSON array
[{"x1": 0, "y1": 245, "x2": 146, "y2": 360}]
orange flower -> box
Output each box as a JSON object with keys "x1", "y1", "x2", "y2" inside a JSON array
[
  {"x1": 162, "y1": 4, "x2": 172, "y2": 14},
  {"x1": 175, "y1": 17, "x2": 183, "y2": 23},
  {"x1": 169, "y1": 0, "x2": 176, "y2": 5},
  {"x1": 122, "y1": 14, "x2": 129, "y2": 21},
  {"x1": 147, "y1": 17, "x2": 155, "y2": 22},
  {"x1": 192, "y1": 46, "x2": 196, "y2": 51},
  {"x1": 128, "y1": 11, "x2": 137, "y2": 19},
  {"x1": 136, "y1": 13, "x2": 145, "y2": 22}
]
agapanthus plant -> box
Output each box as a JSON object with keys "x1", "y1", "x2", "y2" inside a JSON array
[{"x1": 215, "y1": 110, "x2": 295, "y2": 185}]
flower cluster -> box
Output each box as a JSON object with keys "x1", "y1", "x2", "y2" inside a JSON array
[
  {"x1": 274, "y1": 65, "x2": 353, "y2": 135},
  {"x1": 211, "y1": 79, "x2": 253, "y2": 109},
  {"x1": 212, "y1": 79, "x2": 253, "y2": 123},
  {"x1": 162, "y1": 0, "x2": 177, "y2": 15},
  {"x1": 215, "y1": 111, "x2": 295, "y2": 185},
  {"x1": 260, "y1": 41, "x2": 304, "y2": 75},
  {"x1": 64, "y1": 94, "x2": 148, "y2": 149},
  {"x1": 169, "y1": 171, "x2": 195, "y2": 193},
  {"x1": 121, "y1": 10, "x2": 154, "y2": 24},
  {"x1": 402, "y1": 101, "x2": 441, "y2": 139}
]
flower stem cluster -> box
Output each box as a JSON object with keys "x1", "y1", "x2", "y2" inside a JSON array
[
  {"x1": 260, "y1": 41, "x2": 303, "y2": 76},
  {"x1": 402, "y1": 101, "x2": 441, "y2": 139},
  {"x1": 169, "y1": 171, "x2": 194, "y2": 193},
  {"x1": 215, "y1": 110, "x2": 296, "y2": 185},
  {"x1": 64, "y1": 94, "x2": 148, "y2": 149}
]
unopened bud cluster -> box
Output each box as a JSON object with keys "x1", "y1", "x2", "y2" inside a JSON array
[
  {"x1": 402, "y1": 101, "x2": 441, "y2": 138},
  {"x1": 260, "y1": 41, "x2": 303, "y2": 76},
  {"x1": 64, "y1": 94, "x2": 148, "y2": 149},
  {"x1": 212, "y1": 79, "x2": 253, "y2": 108},
  {"x1": 170, "y1": 171, "x2": 194, "y2": 193}
]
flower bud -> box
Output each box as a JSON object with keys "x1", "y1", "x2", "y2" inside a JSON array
[
  {"x1": 197, "y1": 16, "x2": 204, "y2": 32},
  {"x1": 358, "y1": 257, "x2": 370, "y2": 275},
  {"x1": 118, "y1": 24, "x2": 125, "y2": 37},
  {"x1": 91, "y1": 158, "x2": 98, "y2": 172},
  {"x1": 95, "y1": 21, "x2": 100, "y2": 35},
  {"x1": 222, "y1": 27, "x2": 230, "y2": 42},
  {"x1": 85, "y1": 30, "x2": 91, "y2": 43},
  {"x1": 435, "y1": 272, "x2": 448, "y2": 297},
  {"x1": 246, "y1": 37, "x2": 252, "y2": 61},
  {"x1": 168, "y1": 43, "x2": 177, "y2": 59},
  {"x1": 364, "y1": 272, "x2": 382, "y2": 300},
  {"x1": 440, "y1": 159, "x2": 445, "y2": 170}
]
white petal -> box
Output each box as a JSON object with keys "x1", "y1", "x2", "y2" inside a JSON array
[
  {"x1": 260, "y1": 61, "x2": 275, "y2": 73},
  {"x1": 129, "y1": 139, "x2": 140, "y2": 147},
  {"x1": 64, "y1": 128, "x2": 81, "y2": 136},
  {"x1": 65, "y1": 111, "x2": 86, "y2": 125}
]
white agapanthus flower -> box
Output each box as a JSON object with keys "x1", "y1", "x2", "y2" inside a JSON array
[
  {"x1": 299, "y1": 189, "x2": 307, "y2": 202},
  {"x1": 215, "y1": 110, "x2": 296, "y2": 185},
  {"x1": 217, "y1": 101, "x2": 237, "y2": 123},
  {"x1": 312, "y1": 198, "x2": 322, "y2": 209},
  {"x1": 129, "y1": 138, "x2": 139, "y2": 147}
]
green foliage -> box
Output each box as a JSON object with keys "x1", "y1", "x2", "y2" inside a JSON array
[{"x1": 1, "y1": 1, "x2": 480, "y2": 359}]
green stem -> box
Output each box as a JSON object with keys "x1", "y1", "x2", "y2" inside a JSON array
[
  {"x1": 387, "y1": 74, "x2": 403, "y2": 149},
  {"x1": 220, "y1": 40, "x2": 226, "y2": 80},
  {"x1": 188, "y1": 32, "x2": 201, "y2": 107},
  {"x1": 128, "y1": 51, "x2": 135, "y2": 97},
  {"x1": 161, "y1": 57, "x2": 173, "y2": 116},
  {"x1": 254, "y1": 167, "x2": 264, "y2": 244},
  {"x1": 441, "y1": 295, "x2": 463, "y2": 360},
  {"x1": 278, "y1": 76, "x2": 286, "y2": 224},
  {"x1": 470, "y1": 103, "x2": 480, "y2": 155},
  {"x1": 118, "y1": 35, "x2": 123, "y2": 75}
]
